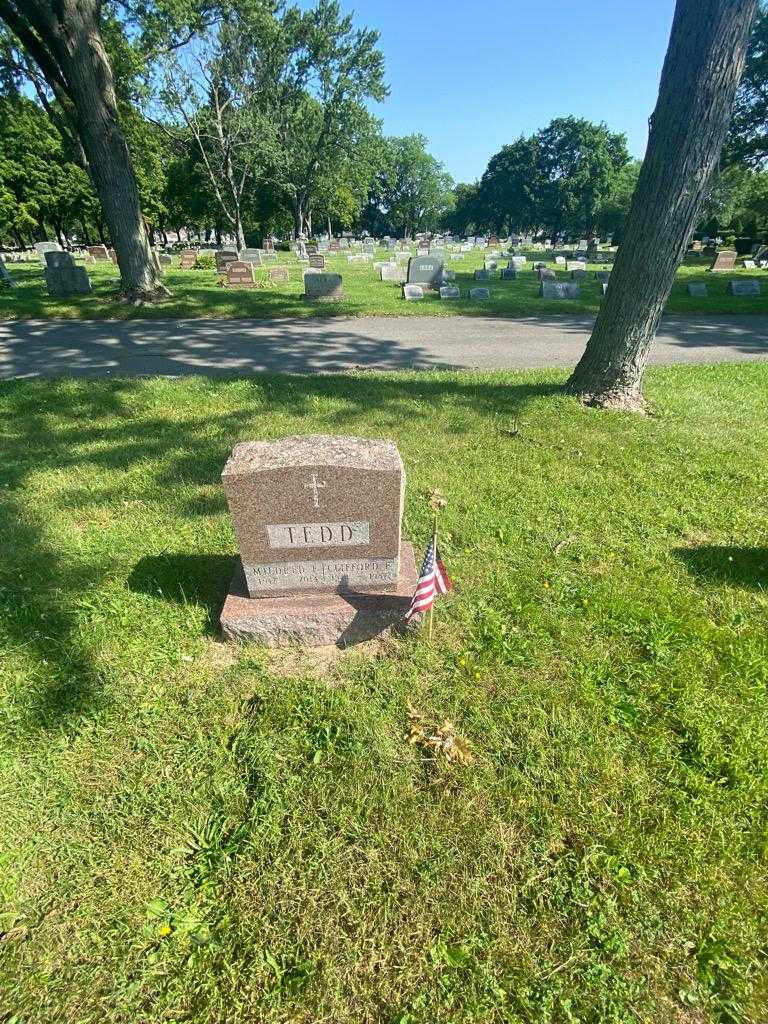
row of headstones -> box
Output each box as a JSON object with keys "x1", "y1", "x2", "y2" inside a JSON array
[
  {"x1": 689, "y1": 280, "x2": 761, "y2": 297},
  {"x1": 403, "y1": 285, "x2": 491, "y2": 301},
  {"x1": 219, "y1": 259, "x2": 345, "y2": 299}
]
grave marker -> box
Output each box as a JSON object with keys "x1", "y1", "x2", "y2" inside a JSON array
[
  {"x1": 709, "y1": 250, "x2": 738, "y2": 273},
  {"x1": 407, "y1": 255, "x2": 444, "y2": 289},
  {"x1": 304, "y1": 272, "x2": 344, "y2": 301},
  {"x1": 225, "y1": 261, "x2": 256, "y2": 288},
  {"x1": 44, "y1": 251, "x2": 92, "y2": 296},
  {"x1": 540, "y1": 280, "x2": 579, "y2": 299},
  {"x1": 380, "y1": 264, "x2": 406, "y2": 283},
  {"x1": 727, "y1": 279, "x2": 761, "y2": 296},
  {"x1": 216, "y1": 251, "x2": 239, "y2": 273},
  {"x1": 242, "y1": 248, "x2": 263, "y2": 266},
  {"x1": 219, "y1": 434, "x2": 418, "y2": 645}
]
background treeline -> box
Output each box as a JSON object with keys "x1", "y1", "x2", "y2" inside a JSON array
[{"x1": 1, "y1": 0, "x2": 768, "y2": 249}]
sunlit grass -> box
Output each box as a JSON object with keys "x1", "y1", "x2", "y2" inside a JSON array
[
  {"x1": 1, "y1": 249, "x2": 767, "y2": 320},
  {"x1": 1, "y1": 364, "x2": 767, "y2": 1022}
]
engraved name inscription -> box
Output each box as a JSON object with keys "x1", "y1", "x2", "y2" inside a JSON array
[
  {"x1": 267, "y1": 520, "x2": 370, "y2": 549},
  {"x1": 244, "y1": 555, "x2": 398, "y2": 591}
]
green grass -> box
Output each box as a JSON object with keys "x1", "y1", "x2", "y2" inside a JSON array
[
  {"x1": 1, "y1": 364, "x2": 768, "y2": 1023},
  {"x1": 2, "y1": 250, "x2": 768, "y2": 319}
]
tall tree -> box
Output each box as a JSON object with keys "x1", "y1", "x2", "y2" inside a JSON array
[
  {"x1": 158, "y1": 8, "x2": 277, "y2": 250},
  {"x1": 369, "y1": 135, "x2": 454, "y2": 238},
  {"x1": 537, "y1": 117, "x2": 629, "y2": 243},
  {"x1": 566, "y1": 0, "x2": 759, "y2": 411},
  {"x1": 478, "y1": 136, "x2": 543, "y2": 235},
  {"x1": 0, "y1": 0, "x2": 167, "y2": 299},
  {"x1": 268, "y1": 0, "x2": 386, "y2": 238}
]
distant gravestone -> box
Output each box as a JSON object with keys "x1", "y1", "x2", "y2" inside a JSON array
[
  {"x1": 304, "y1": 272, "x2": 344, "y2": 301},
  {"x1": 0, "y1": 255, "x2": 17, "y2": 288},
  {"x1": 554, "y1": 255, "x2": 566, "y2": 265},
  {"x1": 742, "y1": 259, "x2": 757, "y2": 269},
  {"x1": 179, "y1": 249, "x2": 198, "y2": 269},
  {"x1": 87, "y1": 245, "x2": 109, "y2": 261},
  {"x1": 538, "y1": 267, "x2": 556, "y2": 280},
  {"x1": 35, "y1": 241, "x2": 62, "y2": 258},
  {"x1": 226, "y1": 261, "x2": 256, "y2": 288},
  {"x1": 329, "y1": 239, "x2": 341, "y2": 252},
  {"x1": 44, "y1": 250, "x2": 92, "y2": 297},
  {"x1": 510, "y1": 256, "x2": 527, "y2": 270},
  {"x1": 242, "y1": 248, "x2": 263, "y2": 266},
  {"x1": 474, "y1": 268, "x2": 491, "y2": 281},
  {"x1": 309, "y1": 254, "x2": 326, "y2": 269},
  {"x1": 439, "y1": 285, "x2": 460, "y2": 299},
  {"x1": 687, "y1": 283, "x2": 708, "y2": 297},
  {"x1": 501, "y1": 268, "x2": 517, "y2": 280},
  {"x1": 571, "y1": 269, "x2": 587, "y2": 280},
  {"x1": 727, "y1": 279, "x2": 761, "y2": 296},
  {"x1": 540, "y1": 280, "x2": 579, "y2": 299},
  {"x1": 566, "y1": 260, "x2": 586, "y2": 272},
  {"x1": 484, "y1": 259, "x2": 498, "y2": 271},
  {"x1": 380, "y1": 264, "x2": 406, "y2": 283},
  {"x1": 268, "y1": 266, "x2": 290, "y2": 284},
  {"x1": 594, "y1": 271, "x2": 611, "y2": 282},
  {"x1": 402, "y1": 284, "x2": 424, "y2": 300},
  {"x1": 216, "y1": 251, "x2": 239, "y2": 273},
  {"x1": 470, "y1": 287, "x2": 490, "y2": 300},
  {"x1": 407, "y1": 255, "x2": 444, "y2": 289},
  {"x1": 709, "y1": 250, "x2": 737, "y2": 272},
  {"x1": 158, "y1": 253, "x2": 173, "y2": 268}
]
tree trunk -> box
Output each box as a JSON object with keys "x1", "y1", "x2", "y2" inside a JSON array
[
  {"x1": 567, "y1": 0, "x2": 758, "y2": 410},
  {"x1": 293, "y1": 199, "x2": 303, "y2": 240},
  {"x1": 9, "y1": 0, "x2": 167, "y2": 301},
  {"x1": 234, "y1": 210, "x2": 245, "y2": 251}
]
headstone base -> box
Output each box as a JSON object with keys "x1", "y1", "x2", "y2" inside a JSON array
[{"x1": 221, "y1": 542, "x2": 419, "y2": 647}]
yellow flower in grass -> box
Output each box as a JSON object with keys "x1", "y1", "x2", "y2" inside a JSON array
[{"x1": 158, "y1": 924, "x2": 172, "y2": 937}]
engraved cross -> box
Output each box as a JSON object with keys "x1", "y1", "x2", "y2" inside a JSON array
[{"x1": 305, "y1": 473, "x2": 327, "y2": 508}]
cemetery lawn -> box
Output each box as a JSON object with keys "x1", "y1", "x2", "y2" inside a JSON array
[
  {"x1": 2, "y1": 363, "x2": 768, "y2": 1024},
  {"x1": 2, "y1": 252, "x2": 768, "y2": 319}
]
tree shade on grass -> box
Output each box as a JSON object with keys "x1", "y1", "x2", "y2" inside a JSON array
[
  {"x1": 1, "y1": 364, "x2": 767, "y2": 1023},
  {"x1": 567, "y1": 0, "x2": 760, "y2": 411}
]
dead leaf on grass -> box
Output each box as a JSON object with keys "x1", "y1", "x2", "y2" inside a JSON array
[{"x1": 406, "y1": 704, "x2": 473, "y2": 765}]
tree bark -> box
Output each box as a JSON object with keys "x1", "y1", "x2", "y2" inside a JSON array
[
  {"x1": 567, "y1": 0, "x2": 758, "y2": 410},
  {"x1": 1, "y1": 0, "x2": 166, "y2": 301},
  {"x1": 293, "y1": 199, "x2": 303, "y2": 240}
]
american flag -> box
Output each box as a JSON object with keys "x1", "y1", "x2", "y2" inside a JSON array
[{"x1": 405, "y1": 534, "x2": 452, "y2": 621}]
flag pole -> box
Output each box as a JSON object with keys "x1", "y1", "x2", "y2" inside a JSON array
[{"x1": 426, "y1": 510, "x2": 438, "y2": 641}]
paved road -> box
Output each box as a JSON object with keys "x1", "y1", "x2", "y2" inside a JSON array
[{"x1": 1, "y1": 314, "x2": 766, "y2": 379}]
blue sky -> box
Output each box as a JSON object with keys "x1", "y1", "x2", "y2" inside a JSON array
[{"x1": 350, "y1": 0, "x2": 677, "y2": 183}]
